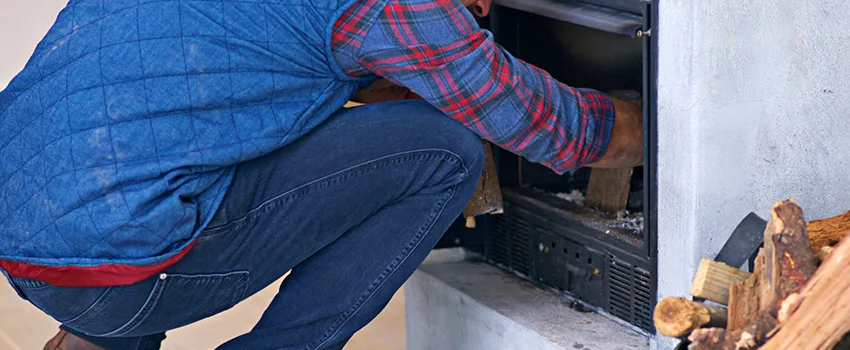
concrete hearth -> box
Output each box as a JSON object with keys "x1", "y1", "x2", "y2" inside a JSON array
[{"x1": 405, "y1": 250, "x2": 649, "y2": 350}]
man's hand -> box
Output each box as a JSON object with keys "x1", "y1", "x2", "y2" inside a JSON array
[
  {"x1": 585, "y1": 97, "x2": 643, "y2": 168},
  {"x1": 351, "y1": 79, "x2": 421, "y2": 104}
]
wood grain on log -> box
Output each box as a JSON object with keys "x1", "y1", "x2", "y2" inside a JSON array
[
  {"x1": 690, "y1": 259, "x2": 751, "y2": 305},
  {"x1": 654, "y1": 297, "x2": 728, "y2": 338},
  {"x1": 761, "y1": 231, "x2": 850, "y2": 350},
  {"x1": 727, "y1": 249, "x2": 763, "y2": 332},
  {"x1": 728, "y1": 200, "x2": 818, "y2": 349},
  {"x1": 667, "y1": 202, "x2": 850, "y2": 349},
  {"x1": 584, "y1": 167, "x2": 633, "y2": 213},
  {"x1": 806, "y1": 209, "x2": 850, "y2": 251}
]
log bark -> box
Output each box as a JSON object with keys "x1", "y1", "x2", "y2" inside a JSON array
[
  {"x1": 736, "y1": 312, "x2": 778, "y2": 349},
  {"x1": 759, "y1": 200, "x2": 818, "y2": 315},
  {"x1": 806, "y1": 209, "x2": 850, "y2": 251},
  {"x1": 654, "y1": 297, "x2": 728, "y2": 338},
  {"x1": 761, "y1": 232, "x2": 850, "y2": 350},
  {"x1": 690, "y1": 259, "x2": 751, "y2": 305},
  {"x1": 732, "y1": 200, "x2": 818, "y2": 349}
]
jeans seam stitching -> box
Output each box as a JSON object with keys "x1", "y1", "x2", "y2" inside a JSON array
[
  {"x1": 12, "y1": 279, "x2": 51, "y2": 291},
  {"x1": 96, "y1": 278, "x2": 167, "y2": 337},
  {"x1": 311, "y1": 180, "x2": 463, "y2": 349},
  {"x1": 90, "y1": 271, "x2": 251, "y2": 337},
  {"x1": 61, "y1": 286, "x2": 115, "y2": 324},
  {"x1": 200, "y1": 149, "x2": 463, "y2": 235}
]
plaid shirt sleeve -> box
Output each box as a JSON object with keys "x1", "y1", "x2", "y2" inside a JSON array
[{"x1": 331, "y1": 0, "x2": 616, "y2": 174}]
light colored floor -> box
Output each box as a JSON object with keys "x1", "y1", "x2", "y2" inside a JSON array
[{"x1": 0, "y1": 277, "x2": 406, "y2": 350}]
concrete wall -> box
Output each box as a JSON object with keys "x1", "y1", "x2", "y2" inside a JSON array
[
  {"x1": 655, "y1": 0, "x2": 850, "y2": 346},
  {"x1": 0, "y1": 1, "x2": 68, "y2": 89}
]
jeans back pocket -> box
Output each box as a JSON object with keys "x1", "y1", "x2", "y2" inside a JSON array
[{"x1": 101, "y1": 271, "x2": 250, "y2": 337}]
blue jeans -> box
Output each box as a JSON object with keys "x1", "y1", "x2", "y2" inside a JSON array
[{"x1": 5, "y1": 101, "x2": 484, "y2": 349}]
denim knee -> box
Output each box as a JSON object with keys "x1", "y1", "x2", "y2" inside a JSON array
[
  {"x1": 387, "y1": 101, "x2": 485, "y2": 180},
  {"x1": 331, "y1": 100, "x2": 485, "y2": 183},
  {"x1": 447, "y1": 125, "x2": 485, "y2": 184}
]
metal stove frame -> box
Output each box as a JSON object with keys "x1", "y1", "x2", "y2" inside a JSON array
[{"x1": 434, "y1": 0, "x2": 658, "y2": 333}]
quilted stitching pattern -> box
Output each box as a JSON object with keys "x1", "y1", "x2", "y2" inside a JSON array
[{"x1": 0, "y1": 0, "x2": 361, "y2": 267}]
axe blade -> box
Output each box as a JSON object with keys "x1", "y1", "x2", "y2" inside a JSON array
[{"x1": 714, "y1": 212, "x2": 768, "y2": 269}]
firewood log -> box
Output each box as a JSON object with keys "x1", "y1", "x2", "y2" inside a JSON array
[
  {"x1": 690, "y1": 259, "x2": 751, "y2": 305},
  {"x1": 697, "y1": 200, "x2": 818, "y2": 350},
  {"x1": 758, "y1": 200, "x2": 818, "y2": 315},
  {"x1": 584, "y1": 167, "x2": 633, "y2": 213},
  {"x1": 806, "y1": 209, "x2": 850, "y2": 252},
  {"x1": 726, "y1": 249, "x2": 763, "y2": 332},
  {"x1": 760, "y1": 230, "x2": 850, "y2": 350},
  {"x1": 736, "y1": 312, "x2": 778, "y2": 349},
  {"x1": 654, "y1": 297, "x2": 728, "y2": 338}
]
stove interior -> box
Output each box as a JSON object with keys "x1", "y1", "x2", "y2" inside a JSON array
[{"x1": 437, "y1": 0, "x2": 657, "y2": 332}]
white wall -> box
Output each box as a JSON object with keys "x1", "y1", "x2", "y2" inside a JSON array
[
  {"x1": 655, "y1": 0, "x2": 850, "y2": 347},
  {"x1": 0, "y1": 1, "x2": 68, "y2": 89}
]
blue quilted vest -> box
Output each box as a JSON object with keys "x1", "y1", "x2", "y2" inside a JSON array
[{"x1": 0, "y1": 0, "x2": 369, "y2": 286}]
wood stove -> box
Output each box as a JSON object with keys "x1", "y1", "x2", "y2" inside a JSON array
[{"x1": 435, "y1": 0, "x2": 658, "y2": 333}]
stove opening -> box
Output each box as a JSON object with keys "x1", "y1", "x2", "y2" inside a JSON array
[{"x1": 436, "y1": 0, "x2": 657, "y2": 332}]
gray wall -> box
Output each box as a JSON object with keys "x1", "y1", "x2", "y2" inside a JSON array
[{"x1": 655, "y1": 0, "x2": 850, "y2": 347}]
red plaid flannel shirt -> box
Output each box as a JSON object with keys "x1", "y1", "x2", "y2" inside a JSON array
[{"x1": 331, "y1": 0, "x2": 616, "y2": 173}]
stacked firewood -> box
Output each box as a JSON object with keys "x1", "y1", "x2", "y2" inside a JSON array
[{"x1": 653, "y1": 200, "x2": 850, "y2": 350}]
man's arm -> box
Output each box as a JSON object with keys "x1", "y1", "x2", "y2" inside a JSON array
[{"x1": 332, "y1": 0, "x2": 641, "y2": 174}]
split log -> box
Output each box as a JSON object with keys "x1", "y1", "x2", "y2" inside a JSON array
[
  {"x1": 654, "y1": 297, "x2": 728, "y2": 338},
  {"x1": 759, "y1": 200, "x2": 818, "y2": 314},
  {"x1": 687, "y1": 251, "x2": 765, "y2": 350},
  {"x1": 688, "y1": 201, "x2": 819, "y2": 350},
  {"x1": 584, "y1": 167, "x2": 633, "y2": 213},
  {"x1": 761, "y1": 231, "x2": 850, "y2": 350},
  {"x1": 806, "y1": 209, "x2": 850, "y2": 252},
  {"x1": 690, "y1": 259, "x2": 751, "y2": 305},
  {"x1": 734, "y1": 200, "x2": 818, "y2": 348},
  {"x1": 726, "y1": 249, "x2": 763, "y2": 332}
]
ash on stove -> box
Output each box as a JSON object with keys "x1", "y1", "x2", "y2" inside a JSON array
[
  {"x1": 554, "y1": 189, "x2": 585, "y2": 206},
  {"x1": 607, "y1": 210, "x2": 644, "y2": 234},
  {"x1": 545, "y1": 188, "x2": 645, "y2": 237}
]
